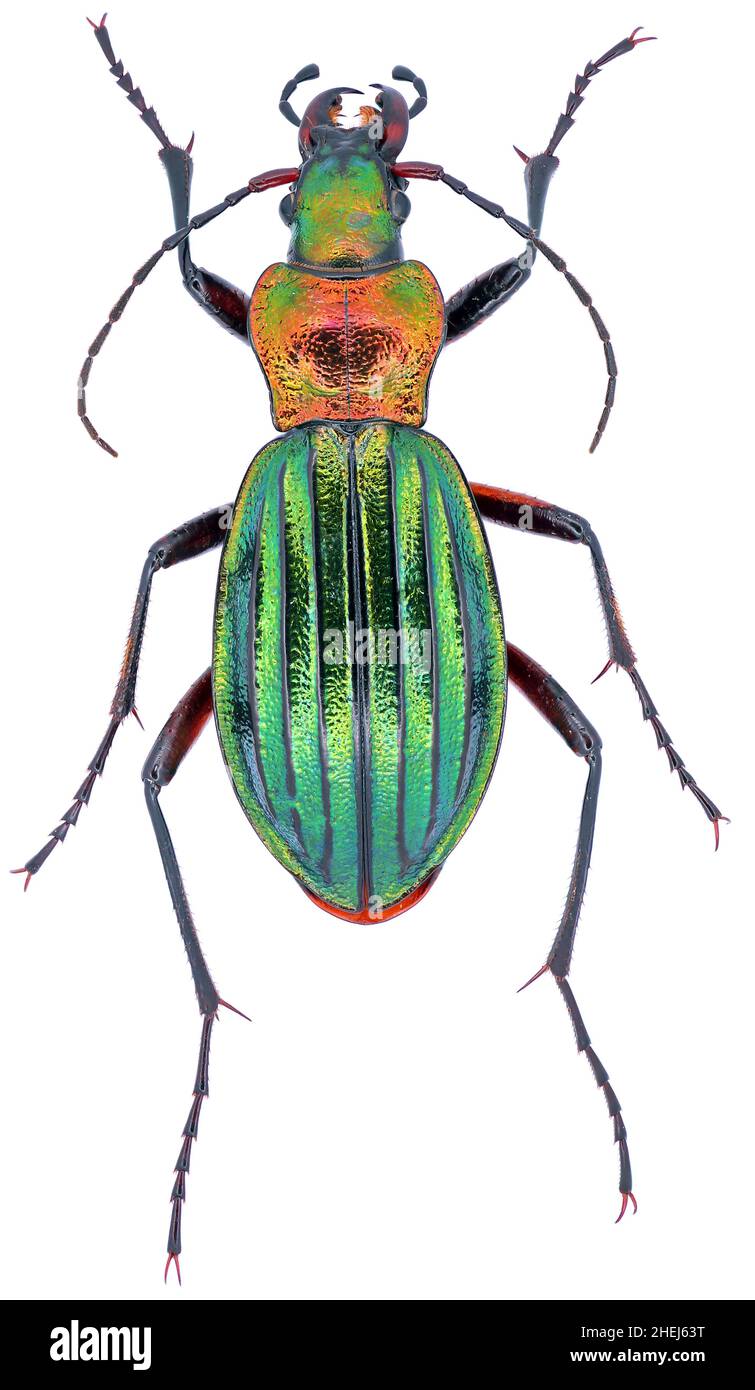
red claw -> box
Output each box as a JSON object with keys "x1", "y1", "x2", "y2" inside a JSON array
[
  {"x1": 629, "y1": 26, "x2": 657, "y2": 45},
  {"x1": 164, "y1": 1251, "x2": 181, "y2": 1285},
  {"x1": 10, "y1": 867, "x2": 32, "y2": 892},
  {"x1": 86, "y1": 12, "x2": 107, "y2": 29},
  {"x1": 713, "y1": 816, "x2": 731, "y2": 852},
  {"x1": 615, "y1": 1191, "x2": 638, "y2": 1223}
]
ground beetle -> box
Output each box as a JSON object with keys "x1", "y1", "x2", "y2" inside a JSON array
[{"x1": 15, "y1": 16, "x2": 727, "y2": 1282}]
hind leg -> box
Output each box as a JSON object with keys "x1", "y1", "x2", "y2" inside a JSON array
[
  {"x1": 141, "y1": 668, "x2": 248, "y2": 1283},
  {"x1": 507, "y1": 642, "x2": 635, "y2": 1219}
]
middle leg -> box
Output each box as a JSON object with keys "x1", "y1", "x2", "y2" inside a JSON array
[
  {"x1": 14, "y1": 505, "x2": 232, "y2": 887},
  {"x1": 507, "y1": 642, "x2": 635, "y2": 1219},
  {"x1": 474, "y1": 483, "x2": 727, "y2": 844}
]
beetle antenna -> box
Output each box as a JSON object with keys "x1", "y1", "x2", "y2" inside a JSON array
[
  {"x1": 78, "y1": 168, "x2": 300, "y2": 456},
  {"x1": 279, "y1": 63, "x2": 320, "y2": 127},
  {"x1": 391, "y1": 65, "x2": 427, "y2": 118},
  {"x1": 393, "y1": 161, "x2": 617, "y2": 452},
  {"x1": 542, "y1": 27, "x2": 656, "y2": 159},
  {"x1": 87, "y1": 13, "x2": 177, "y2": 149}
]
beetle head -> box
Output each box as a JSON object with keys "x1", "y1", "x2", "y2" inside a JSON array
[{"x1": 277, "y1": 66, "x2": 425, "y2": 269}]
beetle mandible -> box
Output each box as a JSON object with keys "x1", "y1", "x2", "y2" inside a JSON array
[{"x1": 15, "y1": 16, "x2": 726, "y2": 1283}]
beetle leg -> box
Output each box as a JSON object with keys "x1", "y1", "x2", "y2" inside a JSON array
[
  {"x1": 141, "y1": 669, "x2": 250, "y2": 1284},
  {"x1": 159, "y1": 142, "x2": 251, "y2": 343},
  {"x1": 473, "y1": 484, "x2": 728, "y2": 843},
  {"x1": 444, "y1": 255, "x2": 532, "y2": 342},
  {"x1": 78, "y1": 168, "x2": 298, "y2": 456},
  {"x1": 507, "y1": 642, "x2": 635, "y2": 1220},
  {"x1": 444, "y1": 151, "x2": 559, "y2": 342},
  {"x1": 88, "y1": 13, "x2": 250, "y2": 341},
  {"x1": 399, "y1": 161, "x2": 618, "y2": 451},
  {"x1": 13, "y1": 506, "x2": 232, "y2": 888},
  {"x1": 444, "y1": 28, "x2": 653, "y2": 346},
  {"x1": 540, "y1": 27, "x2": 656, "y2": 160}
]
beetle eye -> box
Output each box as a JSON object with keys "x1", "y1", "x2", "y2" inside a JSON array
[
  {"x1": 390, "y1": 188, "x2": 411, "y2": 224},
  {"x1": 279, "y1": 193, "x2": 294, "y2": 226}
]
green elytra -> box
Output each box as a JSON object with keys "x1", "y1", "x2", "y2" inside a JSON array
[{"x1": 213, "y1": 129, "x2": 506, "y2": 917}]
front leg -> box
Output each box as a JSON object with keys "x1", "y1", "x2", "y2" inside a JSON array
[
  {"x1": 13, "y1": 505, "x2": 232, "y2": 886},
  {"x1": 89, "y1": 14, "x2": 249, "y2": 341},
  {"x1": 158, "y1": 144, "x2": 250, "y2": 340},
  {"x1": 445, "y1": 27, "x2": 652, "y2": 343},
  {"x1": 445, "y1": 153, "x2": 558, "y2": 341},
  {"x1": 473, "y1": 484, "x2": 727, "y2": 843}
]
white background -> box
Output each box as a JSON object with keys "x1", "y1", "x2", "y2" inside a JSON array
[{"x1": 1, "y1": 0, "x2": 752, "y2": 1301}]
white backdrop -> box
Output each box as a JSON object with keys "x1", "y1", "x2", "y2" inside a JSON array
[{"x1": 1, "y1": 0, "x2": 751, "y2": 1301}]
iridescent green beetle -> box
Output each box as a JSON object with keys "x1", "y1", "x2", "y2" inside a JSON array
[{"x1": 18, "y1": 18, "x2": 726, "y2": 1281}]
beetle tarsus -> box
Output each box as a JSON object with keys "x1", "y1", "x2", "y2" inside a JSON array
[
  {"x1": 88, "y1": 12, "x2": 173, "y2": 149},
  {"x1": 14, "y1": 716, "x2": 122, "y2": 886},
  {"x1": 591, "y1": 661, "x2": 728, "y2": 839},
  {"x1": 518, "y1": 965, "x2": 640, "y2": 1224},
  {"x1": 556, "y1": 979, "x2": 637, "y2": 1227},
  {"x1": 626, "y1": 666, "x2": 727, "y2": 838},
  {"x1": 544, "y1": 28, "x2": 657, "y2": 160},
  {"x1": 164, "y1": 1010, "x2": 217, "y2": 1290}
]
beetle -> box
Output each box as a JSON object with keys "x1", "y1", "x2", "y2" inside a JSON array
[{"x1": 14, "y1": 16, "x2": 726, "y2": 1283}]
